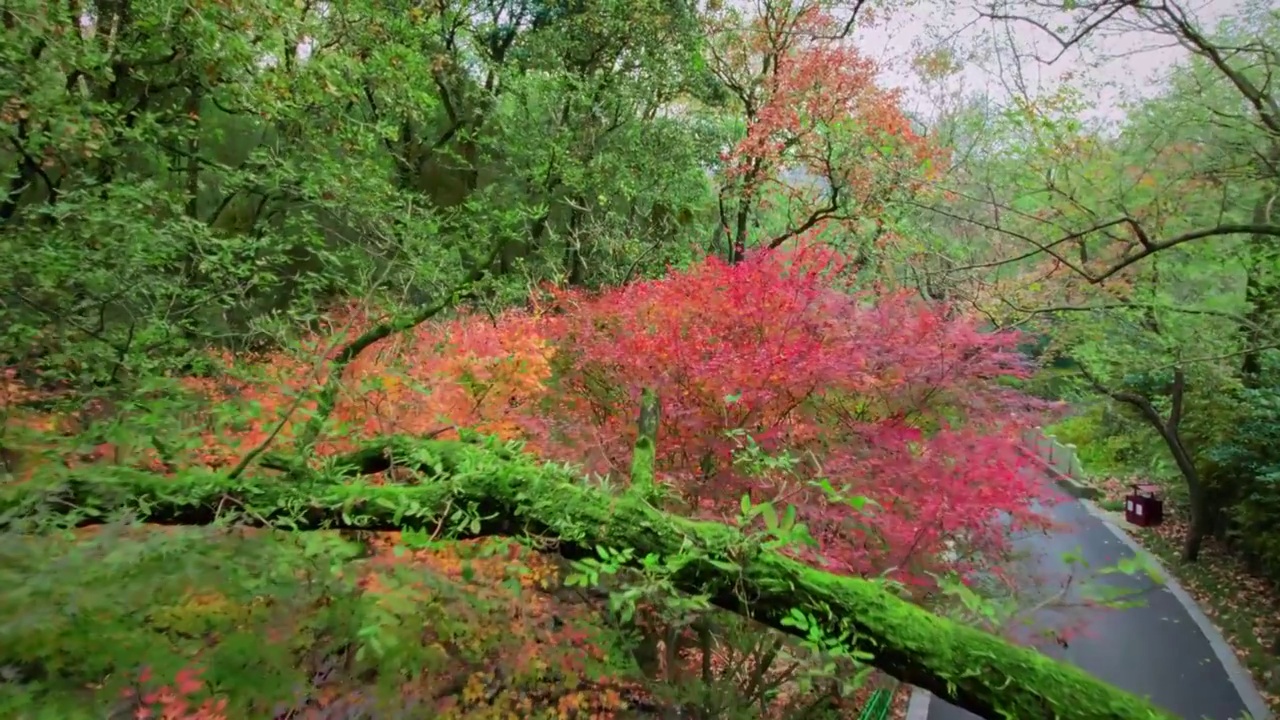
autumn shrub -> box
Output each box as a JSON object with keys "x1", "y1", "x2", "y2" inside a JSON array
[
  {"x1": 524, "y1": 245, "x2": 1056, "y2": 585},
  {"x1": 88, "y1": 304, "x2": 552, "y2": 469},
  {"x1": 1, "y1": 299, "x2": 559, "y2": 488},
  {"x1": 6, "y1": 247, "x2": 1056, "y2": 591},
  {"x1": 296, "y1": 306, "x2": 554, "y2": 444}
]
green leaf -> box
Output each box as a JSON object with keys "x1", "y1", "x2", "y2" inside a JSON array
[
  {"x1": 846, "y1": 495, "x2": 874, "y2": 511},
  {"x1": 761, "y1": 502, "x2": 778, "y2": 531},
  {"x1": 781, "y1": 607, "x2": 810, "y2": 630}
]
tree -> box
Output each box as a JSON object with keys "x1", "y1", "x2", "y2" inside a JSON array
[
  {"x1": 527, "y1": 245, "x2": 1056, "y2": 586},
  {"x1": 697, "y1": 0, "x2": 940, "y2": 263},
  {"x1": 967, "y1": 0, "x2": 1280, "y2": 363},
  {"x1": 909, "y1": 0, "x2": 1280, "y2": 562}
]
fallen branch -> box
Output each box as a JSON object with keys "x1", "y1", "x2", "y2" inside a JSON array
[{"x1": 0, "y1": 435, "x2": 1172, "y2": 720}]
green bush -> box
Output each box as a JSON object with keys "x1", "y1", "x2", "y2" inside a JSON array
[
  {"x1": 1202, "y1": 384, "x2": 1280, "y2": 581},
  {"x1": 1046, "y1": 404, "x2": 1171, "y2": 480}
]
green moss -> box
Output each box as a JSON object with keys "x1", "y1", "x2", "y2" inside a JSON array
[
  {"x1": 0, "y1": 435, "x2": 1175, "y2": 720},
  {"x1": 629, "y1": 387, "x2": 660, "y2": 493}
]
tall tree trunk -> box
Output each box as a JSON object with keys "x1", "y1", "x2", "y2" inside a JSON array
[
  {"x1": 394, "y1": 121, "x2": 420, "y2": 192},
  {"x1": 726, "y1": 159, "x2": 765, "y2": 264},
  {"x1": 1110, "y1": 368, "x2": 1209, "y2": 561},
  {"x1": 730, "y1": 201, "x2": 751, "y2": 264},
  {"x1": 1163, "y1": 425, "x2": 1208, "y2": 562},
  {"x1": 565, "y1": 197, "x2": 587, "y2": 286},
  {"x1": 1241, "y1": 213, "x2": 1278, "y2": 386},
  {"x1": 183, "y1": 83, "x2": 202, "y2": 219}
]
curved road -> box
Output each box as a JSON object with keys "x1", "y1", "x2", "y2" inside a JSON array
[{"x1": 920, "y1": 481, "x2": 1270, "y2": 720}]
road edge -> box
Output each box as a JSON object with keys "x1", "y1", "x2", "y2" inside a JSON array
[
  {"x1": 1077, "y1": 497, "x2": 1274, "y2": 720},
  {"x1": 1020, "y1": 446, "x2": 1100, "y2": 500},
  {"x1": 1030, "y1": 446, "x2": 1272, "y2": 720},
  {"x1": 906, "y1": 451, "x2": 1274, "y2": 720},
  {"x1": 904, "y1": 685, "x2": 931, "y2": 720}
]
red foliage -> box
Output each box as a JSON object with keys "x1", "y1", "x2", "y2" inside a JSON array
[
  {"x1": 5, "y1": 248, "x2": 1054, "y2": 590},
  {"x1": 525, "y1": 244, "x2": 1055, "y2": 584},
  {"x1": 122, "y1": 664, "x2": 228, "y2": 720}
]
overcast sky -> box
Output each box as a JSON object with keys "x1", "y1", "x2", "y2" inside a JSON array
[{"x1": 853, "y1": 0, "x2": 1247, "y2": 123}]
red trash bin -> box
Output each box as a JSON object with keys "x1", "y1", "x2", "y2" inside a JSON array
[{"x1": 1124, "y1": 483, "x2": 1164, "y2": 527}]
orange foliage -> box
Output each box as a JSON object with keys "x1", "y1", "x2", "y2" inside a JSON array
[
  {"x1": 123, "y1": 664, "x2": 229, "y2": 720},
  {"x1": 158, "y1": 305, "x2": 554, "y2": 468},
  {"x1": 349, "y1": 535, "x2": 638, "y2": 719},
  {"x1": 2, "y1": 302, "x2": 554, "y2": 479}
]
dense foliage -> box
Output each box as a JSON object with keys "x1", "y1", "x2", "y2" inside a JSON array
[
  {"x1": 3, "y1": 0, "x2": 1279, "y2": 717},
  {"x1": 909, "y1": 0, "x2": 1280, "y2": 572}
]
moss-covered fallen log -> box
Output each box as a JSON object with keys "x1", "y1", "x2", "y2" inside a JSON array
[{"x1": 0, "y1": 435, "x2": 1173, "y2": 720}]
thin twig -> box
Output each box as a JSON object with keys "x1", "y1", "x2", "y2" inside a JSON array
[{"x1": 429, "y1": 498, "x2": 453, "y2": 542}]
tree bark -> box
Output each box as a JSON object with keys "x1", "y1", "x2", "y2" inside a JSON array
[
  {"x1": 1, "y1": 434, "x2": 1174, "y2": 720},
  {"x1": 630, "y1": 387, "x2": 660, "y2": 493},
  {"x1": 1082, "y1": 362, "x2": 1209, "y2": 562},
  {"x1": 1111, "y1": 368, "x2": 1208, "y2": 562}
]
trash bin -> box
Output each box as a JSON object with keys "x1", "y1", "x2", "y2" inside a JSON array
[{"x1": 1124, "y1": 483, "x2": 1164, "y2": 527}]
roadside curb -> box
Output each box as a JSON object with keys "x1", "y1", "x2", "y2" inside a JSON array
[
  {"x1": 1020, "y1": 447, "x2": 1100, "y2": 500},
  {"x1": 1077, "y1": 498, "x2": 1274, "y2": 720},
  {"x1": 907, "y1": 447, "x2": 1273, "y2": 720},
  {"x1": 903, "y1": 685, "x2": 930, "y2": 720},
  {"x1": 1032, "y1": 450, "x2": 1274, "y2": 720}
]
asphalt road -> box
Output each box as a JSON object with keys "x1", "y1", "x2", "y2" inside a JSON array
[{"x1": 926, "y1": 486, "x2": 1254, "y2": 720}]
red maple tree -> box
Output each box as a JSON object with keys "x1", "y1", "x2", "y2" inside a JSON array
[{"x1": 525, "y1": 243, "x2": 1056, "y2": 585}]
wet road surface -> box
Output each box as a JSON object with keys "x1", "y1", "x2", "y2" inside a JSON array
[{"x1": 926, "y1": 486, "x2": 1256, "y2": 720}]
